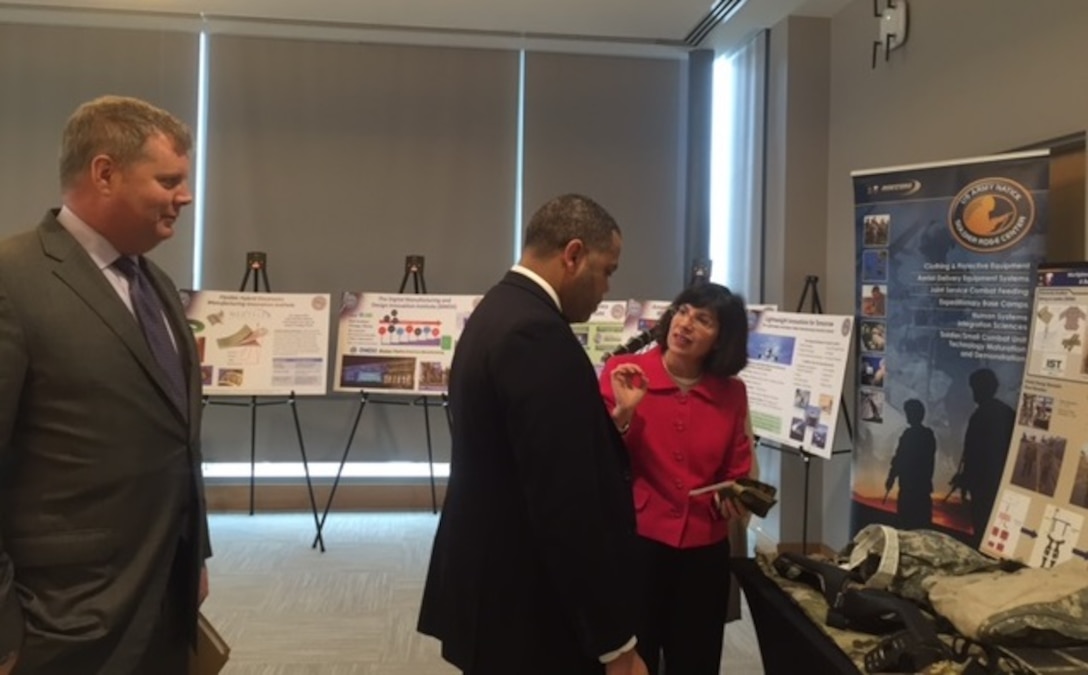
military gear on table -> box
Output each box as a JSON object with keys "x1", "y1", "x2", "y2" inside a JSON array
[
  {"x1": 774, "y1": 552, "x2": 957, "y2": 673},
  {"x1": 845, "y1": 525, "x2": 1003, "y2": 607},
  {"x1": 758, "y1": 553, "x2": 983, "y2": 673},
  {"x1": 925, "y1": 559, "x2": 1088, "y2": 647}
]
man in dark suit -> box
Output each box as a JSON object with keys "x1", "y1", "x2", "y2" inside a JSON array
[
  {"x1": 0, "y1": 96, "x2": 210, "y2": 674},
  {"x1": 419, "y1": 194, "x2": 647, "y2": 675}
]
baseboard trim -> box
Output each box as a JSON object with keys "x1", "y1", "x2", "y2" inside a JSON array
[{"x1": 206, "y1": 483, "x2": 448, "y2": 512}]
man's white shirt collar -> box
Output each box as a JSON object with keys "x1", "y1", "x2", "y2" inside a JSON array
[
  {"x1": 511, "y1": 265, "x2": 561, "y2": 311},
  {"x1": 56, "y1": 205, "x2": 123, "y2": 270}
]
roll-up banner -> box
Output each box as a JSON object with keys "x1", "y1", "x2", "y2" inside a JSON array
[{"x1": 850, "y1": 150, "x2": 1050, "y2": 547}]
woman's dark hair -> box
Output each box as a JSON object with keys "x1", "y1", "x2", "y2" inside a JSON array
[{"x1": 654, "y1": 283, "x2": 748, "y2": 377}]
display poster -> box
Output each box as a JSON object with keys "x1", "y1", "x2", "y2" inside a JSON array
[
  {"x1": 980, "y1": 263, "x2": 1088, "y2": 565},
  {"x1": 850, "y1": 150, "x2": 1050, "y2": 545},
  {"x1": 742, "y1": 310, "x2": 854, "y2": 459},
  {"x1": 571, "y1": 300, "x2": 629, "y2": 368},
  {"x1": 182, "y1": 290, "x2": 331, "y2": 396},
  {"x1": 620, "y1": 298, "x2": 675, "y2": 344},
  {"x1": 333, "y1": 292, "x2": 480, "y2": 395}
]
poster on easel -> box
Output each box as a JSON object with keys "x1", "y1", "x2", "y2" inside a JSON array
[
  {"x1": 850, "y1": 150, "x2": 1049, "y2": 545},
  {"x1": 741, "y1": 310, "x2": 854, "y2": 459},
  {"x1": 620, "y1": 298, "x2": 675, "y2": 343},
  {"x1": 571, "y1": 300, "x2": 628, "y2": 370},
  {"x1": 182, "y1": 290, "x2": 332, "y2": 396},
  {"x1": 980, "y1": 263, "x2": 1088, "y2": 566},
  {"x1": 332, "y1": 292, "x2": 481, "y2": 395}
]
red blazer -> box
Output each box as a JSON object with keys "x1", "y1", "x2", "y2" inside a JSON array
[{"x1": 601, "y1": 347, "x2": 751, "y2": 548}]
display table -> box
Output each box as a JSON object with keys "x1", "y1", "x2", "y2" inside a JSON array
[
  {"x1": 732, "y1": 557, "x2": 862, "y2": 674},
  {"x1": 733, "y1": 557, "x2": 1082, "y2": 675}
]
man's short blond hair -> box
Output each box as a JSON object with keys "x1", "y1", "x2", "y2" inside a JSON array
[{"x1": 59, "y1": 95, "x2": 192, "y2": 189}]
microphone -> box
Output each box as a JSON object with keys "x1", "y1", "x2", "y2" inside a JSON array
[{"x1": 601, "y1": 305, "x2": 675, "y2": 363}]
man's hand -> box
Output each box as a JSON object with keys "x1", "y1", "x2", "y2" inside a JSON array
[
  {"x1": 198, "y1": 565, "x2": 209, "y2": 606},
  {"x1": 610, "y1": 364, "x2": 648, "y2": 416},
  {"x1": 604, "y1": 648, "x2": 648, "y2": 675},
  {"x1": 0, "y1": 650, "x2": 17, "y2": 675}
]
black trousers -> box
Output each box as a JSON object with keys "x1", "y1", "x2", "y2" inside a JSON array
[{"x1": 637, "y1": 536, "x2": 731, "y2": 675}]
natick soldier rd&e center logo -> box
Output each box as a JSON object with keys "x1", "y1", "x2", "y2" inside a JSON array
[{"x1": 948, "y1": 177, "x2": 1035, "y2": 252}]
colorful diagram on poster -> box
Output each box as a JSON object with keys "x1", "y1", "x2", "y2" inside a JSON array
[{"x1": 334, "y1": 293, "x2": 481, "y2": 395}]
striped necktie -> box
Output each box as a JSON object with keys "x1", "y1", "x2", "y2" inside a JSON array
[{"x1": 113, "y1": 255, "x2": 188, "y2": 416}]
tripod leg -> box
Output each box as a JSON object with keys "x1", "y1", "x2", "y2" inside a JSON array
[
  {"x1": 289, "y1": 394, "x2": 325, "y2": 552},
  {"x1": 802, "y1": 452, "x2": 811, "y2": 554},
  {"x1": 839, "y1": 395, "x2": 855, "y2": 444},
  {"x1": 259, "y1": 267, "x2": 272, "y2": 293},
  {"x1": 249, "y1": 395, "x2": 257, "y2": 516},
  {"x1": 795, "y1": 278, "x2": 812, "y2": 313},
  {"x1": 422, "y1": 397, "x2": 437, "y2": 514},
  {"x1": 238, "y1": 268, "x2": 252, "y2": 294},
  {"x1": 398, "y1": 269, "x2": 411, "y2": 294},
  {"x1": 313, "y1": 393, "x2": 369, "y2": 549}
]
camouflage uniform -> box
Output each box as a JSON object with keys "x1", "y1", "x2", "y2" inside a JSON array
[{"x1": 925, "y1": 559, "x2": 1088, "y2": 645}]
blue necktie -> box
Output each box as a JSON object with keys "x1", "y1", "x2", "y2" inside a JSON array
[{"x1": 113, "y1": 256, "x2": 188, "y2": 417}]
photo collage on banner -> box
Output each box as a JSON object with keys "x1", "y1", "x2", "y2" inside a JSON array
[
  {"x1": 850, "y1": 150, "x2": 1050, "y2": 546},
  {"x1": 333, "y1": 293, "x2": 481, "y2": 396},
  {"x1": 182, "y1": 291, "x2": 332, "y2": 396},
  {"x1": 981, "y1": 264, "x2": 1088, "y2": 566}
]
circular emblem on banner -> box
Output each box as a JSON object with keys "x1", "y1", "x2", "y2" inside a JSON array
[{"x1": 948, "y1": 177, "x2": 1035, "y2": 252}]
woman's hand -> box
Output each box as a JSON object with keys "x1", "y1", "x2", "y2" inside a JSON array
[
  {"x1": 610, "y1": 363, "x2": 648, "y2": 413},
  {"x1": 713, "y1": 489, "x2": 751, "y2": 525}
]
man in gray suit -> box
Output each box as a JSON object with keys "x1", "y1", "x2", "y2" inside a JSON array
[{"x1": 0, "y1": 96, "x2": 210, "y2": 674}]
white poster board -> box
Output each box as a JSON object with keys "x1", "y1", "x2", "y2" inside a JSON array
[
  {"x1": 571, "y1": 300, "x2": 629, "y2": 369},
  {"x1": 981, "y1": 264, "x2": 1088, "y2": 565},
  {"x1": 183, "y1": 290, "x2": 331, "y2": 396},
  {"x1": 742, "y1": 310, "x2": 854, "y2": 459},
  {"x1": 620, "y1": 298, "x2": 675, "y2": 343},
  {"x1": 333, "y1": 292, "x2": 481, "y2": 395}
]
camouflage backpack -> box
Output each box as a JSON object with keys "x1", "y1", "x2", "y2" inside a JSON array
[{"x1": 843, "y1": 524, "x2": 1003, "y2": 607}]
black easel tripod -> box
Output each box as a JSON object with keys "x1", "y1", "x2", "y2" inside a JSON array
[
  {"x1": 764, "y1": 275, "x2": 854, "y2": 553},
  {"x1": 313, "y1": 255, "x2": 452, "y2": 549},
  {"x1": 203, "y1": 251, "x2": 325, "y2": 551},
  {"x1": 399, "y1": 254, "x2": 428, "y2": 294}
]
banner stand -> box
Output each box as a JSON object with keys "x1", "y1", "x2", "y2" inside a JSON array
[
  {"x1": 313, "y1": 256, "x2": 451, "y2": 550},
  {"x1": 202, "y1": 252, "x2": 325, "y2": 551},
  {"x1": 758, "y1": 275, "x2": 854, "y2": 553}
]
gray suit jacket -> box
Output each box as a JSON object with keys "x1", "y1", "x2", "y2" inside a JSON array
[{"x1": 0, "y1": 211, "x2": 210, "y2": 674}]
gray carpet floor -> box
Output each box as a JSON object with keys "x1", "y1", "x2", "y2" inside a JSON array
[{"x1": 202, "y1": 513, "x2": 765, "y2": 674}]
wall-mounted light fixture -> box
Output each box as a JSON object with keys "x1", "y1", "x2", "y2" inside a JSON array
[{"x1": 871, "y1": 0, "x2": 908, "y2": 69}]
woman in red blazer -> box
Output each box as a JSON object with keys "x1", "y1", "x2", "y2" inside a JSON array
[{"x1": 600, "y1": 282, "x2": 752, "y2": 675}]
